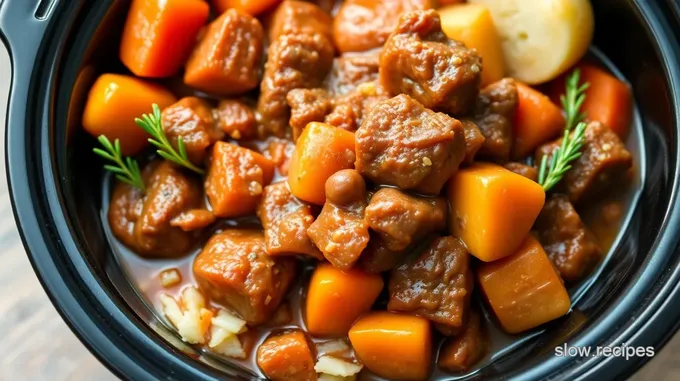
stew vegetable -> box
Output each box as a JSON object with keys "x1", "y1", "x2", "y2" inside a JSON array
[{"x1": 82, "y1": 0, "x2": 637, "y2": 379}]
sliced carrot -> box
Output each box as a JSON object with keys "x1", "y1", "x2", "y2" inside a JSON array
[
  {"x1": 349, "y1": 312, "x2": 432, "y2": 380},
  {"x1": 119, "y1": 0, "x2": 209, "y2": 78},
  {"x1": 212, "y1": 0, "x2": 282, "y2": 16},
  {"x1": 549, "y1": 64, "x2": 632, "y2": 139},
  {"x1": 477, "y1": 235, "x2": 571, "y2": 334},
  {"x1": 512, "y1": 82, "x2": 565, "y2": 159},
  {"x1": 205, "y1": 142, "x2": 275, "y2": 218},
  {"x1": 306, "y1": 263, "x2": 383, "y2": 337},
  {"x1": 287, "y1": 122, "x2": 356, "y2": 205},
  {"x1": 82, "y1": 74, "x2": 177, "y2": 156},
  {"x1": 447, "y1": 163, "x2": 545, "y2": 262}
]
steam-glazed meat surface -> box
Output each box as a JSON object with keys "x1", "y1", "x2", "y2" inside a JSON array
[
  {"x1": 379, "y1": 10, "x2": 482, "y2": 115},
  {"x1": 355, "y1": 94, "x2": 466, "y2": 194}
]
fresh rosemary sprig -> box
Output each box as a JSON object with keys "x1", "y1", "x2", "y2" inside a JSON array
[
  {"x1": 560, "y1": 69, "x2": 590, "y2": 132},
  {"x1": 538, "y1": 121, "x2": 587, "y2": 191},
  {"x1": 135, "y1": 104, "x2": 205, "y2": 175},
  {"x1": 538, "y1": 69, "x2": 591, "y2": 192},
  {"x1": 93, "y1": 135, "x2": 146, "y2": 192}
]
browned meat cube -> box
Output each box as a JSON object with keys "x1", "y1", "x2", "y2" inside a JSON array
[
  {"x1": 256, "y1": 182, "x2": 323, "y2": 259},
  {"x1": 333, "y1": 0, "x2": 435, "y2": 53},
  {"x1": 286, "y1": 88, "x2": 332, "y2": 140},
  {"x1": 160, "y1": 97, "x2": 224, "y2": 166},
  {"x1": 355, "y1": 94, "x2": 466, "y2": 194},
  {"x1": 388, "y1": 236, "x2": 473, "y2": 334},
  {"x1": 263, "y1": 137, "x2": 296, "y2": 176},
  {"x1": 461, "y1": 119, "x2": 485, "y2": 164},
  {"x1": 535, "y1": 194, "x2": 602, "y2": 282},
  {"x1": 307, "y1": 170, "x2": 370, "y2": 270},
  {"x1": 504, "y1": 162, "x2": 538, "y2": 182},
  {"x1": 535, "y1": 121, "x2": 633, "y2": 204},
  {"x1": 185, "y1": 10, "x2": 264, "y2": 95},
  {"x1": 268, "y1": 0, "x2": 333, "y2": 41},
  {"x1": 193, "y1": 229, "x2": 297, "y2": 325},
  {"x1": 438, "y1": 308, "x2": 487, "y2": 372},
  {"x1": 325, "y1": 83, "x2": 388, "y2": 132},
  {"x1": 170, "y1": 209, "x2": 216, "y2": 232},
  {"x1": 108, "y1": 161, "x2": 205, "y2": 258},
  {"x1": 325, "y1": 51, "x2": 381, "y2": 95},
  {"x1": 257, "y1": 331, "x2": 317, "y2": 381},
  {"x1": 379, "y1": 10, "x2": 482, "y2": 115},
  {"x1": 257, "y1": 33, "x2": 334, "y2": 137},
  {"x1": 205, "y1": 142, "x2": 276, "y2": 218},
  {"x1": 213, "y1": 100, "x2": 257, "y2": 140},
  {"x1": 365, "y1": 188, "x2": 447, "y2": 251},
  {"x1": 472, "y1": 78, "x2": 518, "y2": 162},
  {"x1": 359, "y1": 234, "x2": 409, "y2": 273}
]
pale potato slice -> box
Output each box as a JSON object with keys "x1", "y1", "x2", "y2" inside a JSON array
[{"x1": 469, "y1": 0, "x2": 594, "y2": 84}]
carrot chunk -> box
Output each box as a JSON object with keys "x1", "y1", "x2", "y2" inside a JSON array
[
  {"x1": 511, "y1": 82, "x2": 565, "y2": 159},
  {"x1": 212, "y1": 0, "x2": 282, "y2": 16},
  {"x1": 257, "y1": 331, "x2": 317, "y2": 381},
  {"x1": 349, "y1": 312, "x2": 432, "y2": 380},
  {"x1": 447, "y1": 163, "x2": 545, "y2": 262},
  {"x1": 287, "y1": 122, "x2": 356, "y2": 205},
  {"x1": 119, "y1": 0, "x2": 209, "y2": 78},
  {"x1": 82, "y1": 74, "x2": 177, "y2": 156},
  {"x1": 550, "y1": 64, "x2": 633, "y2": 139},
  {"x1": 477, "y1": 235, "x2": 571, "y2": 334},
  {"x1": 205, "y1": 142, "x2": 275, "y2": 218},
  {"x1": 306, "y1": 263, "x2": 383, "y2": 337}
]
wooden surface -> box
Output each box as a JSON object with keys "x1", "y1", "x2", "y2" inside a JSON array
[{"x1": 0, "y1": 43, "x2": 676, "y2": 381}]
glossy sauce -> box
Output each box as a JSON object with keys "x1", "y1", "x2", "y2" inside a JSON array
[{"x1": 100, "y1": 48, "x2": 644, "y2": 379}]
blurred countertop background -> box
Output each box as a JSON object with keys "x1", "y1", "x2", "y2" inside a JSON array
[{"x1": 0, "y1": 40, "x2": 677, "y2": 381}]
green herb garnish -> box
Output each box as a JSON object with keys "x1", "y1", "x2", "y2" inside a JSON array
[
  {"x1": 538, "y1": 121, "x2": 587, "y2": 191},
  {"x1": 538, "y1": 69, "x2": 590, "y2": 191},
  {"x1": 560, "y1": 69, "x2": 590, "y2": 132},
  {"x1": 135, "y1": 104, "x2": 205, "y2": 175},
  {"x1": 93, "y1": 136, "x2": 146, "y2": 192}
]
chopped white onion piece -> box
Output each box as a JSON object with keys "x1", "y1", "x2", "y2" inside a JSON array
[{"x1": 315, "y1": 356, "x2": 363, "y2": 377}]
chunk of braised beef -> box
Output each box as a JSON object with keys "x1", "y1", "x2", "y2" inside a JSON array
[
  {"x1": 268, "y1": 0, "x2": 333, "y2": 42},
  {"x1": 333, "y1": 0, "x2": 435, "y2": 53},
  {"x1": 471, "y1": 78, "x2": 518, "y2": 162},
  {"x1": 193, "y1": 229, "x2": 297, "y2": 325},
  {"x1": 184, "y1": 9, "x2": 264, "y2": 95},
  {"x1": 325, "y1": 50, "x2": 381, "y2": 95},
  {"x1": 359, "y1": 234, "x2": 409, "y2": 274},
  {"x1": 504, "y1": 162, "x2": 538, "y2": 182},
  {"x1": 461, "y1": 119, "x2": 485, "y2": 164},
  {"x1": 388, "y1": 236, "x2": 473, "y2": 334},
  {"x1": 535, "y1": 121, "x2": 633, "y2": 204},
  {"x1": 257, "y1": 331, "x2": 317, "y2": 381},
  {"x1": 256, "y1": 182, "x2": 323, "y2": 259},
  {"x1": 287, "y1": 88, "x2": 332, "y2": 141},
  {"x1": 355, "y1": 94, "x2": 466, "y2": 194},
  {"x1": 325, "y1": 83, "x2": 388, "y2": 131},
  {"x1": 108, "y1": 161, "x2": 205, "y2": 258},
  {"x1": 307, "y1": 170, "x2": 370, "y2": 270},
  {"x1": 438, "y1": 308, "x2": 488, "y2": 372},
  {"x1": 365, "y1": 188, "x2": 447, "y2": 251},
  {"x1": 257, "y1": 33, "x2": 334, "y2": 137},
  {"x1": 213, "y1": 99, "x2": 257, "y2": 140},
  {"x1": 161, "y1": 97, "x2": 224, "y2": 166},
  {"x1": 535, "y1": 194, "x2": 602, "y2": 282},
  {"x1": 379, "y1": 10, "x2": 481, "y2": 115}
]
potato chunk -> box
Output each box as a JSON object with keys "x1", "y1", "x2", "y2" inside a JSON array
[
  {"x1": 477, "y1": 235, "x2": 571, "y2": 334},
  {"x1": 469, "y1": 0, "x2": 594, "y2": 84},
  {"x1": 447, "y1": 163, "x2": 544, "y2": 262}
]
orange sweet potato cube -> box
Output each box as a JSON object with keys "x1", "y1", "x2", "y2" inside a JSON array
[
  {"x1": 477, "y1": 235, "x2": 571, "y2": 334},
  {"x1": 447, "y1": 163, "x2": 545, "y2": 262}
]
